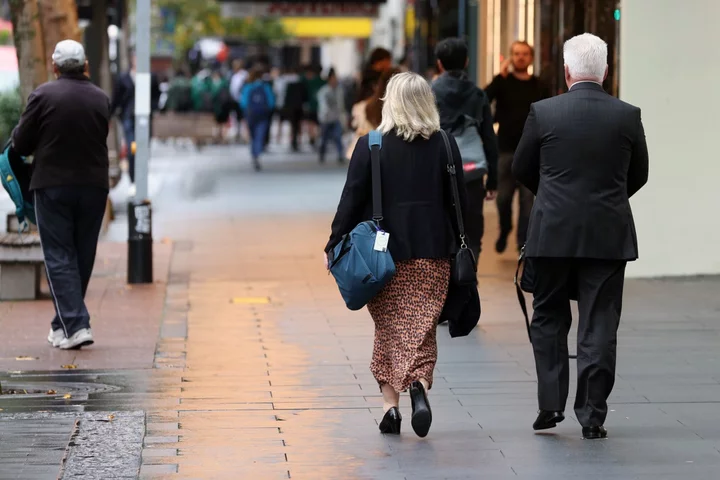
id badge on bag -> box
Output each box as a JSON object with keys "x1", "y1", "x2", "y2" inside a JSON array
[{"x1": 374, "y1": 231, "x2": 390, "y2": 252}]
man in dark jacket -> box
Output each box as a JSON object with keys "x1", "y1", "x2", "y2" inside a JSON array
[
  {"x1": 432, "y1": 38, "x2": 499, "y2": 263},
  {"x1": 110, "y1": 53, "x2": 160, "y2": 195},
  {"x1": 12, "y1": 40, "x2": 111, "y2": 350},
  {"x1": 513, "y1": 33, "x2": 649, "y2": 439}
]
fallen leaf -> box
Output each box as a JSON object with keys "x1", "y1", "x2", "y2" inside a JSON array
[
  {"x1": 108, "y1": 414, "x2": 115, "y2": 422},
  {"x1": 46, "y1": 390, "x2": 57, "y2": 395},
  {"x1": 63, "y1": 393, "x2": 72, "y2": 399},
  {"x1": 15, "y1": 356, "x2": 38, "y2": 361},
  {"x1": 61, "y1": 364, "x2": 77, "y2": 369},
  {"x1": 0, "y1": 408, "x2": 4, "y2": 411}
]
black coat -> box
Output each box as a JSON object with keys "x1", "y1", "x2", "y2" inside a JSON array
[
  {"x1": 326, "y1": 130, "x2": 468, "y2": 262},
  {"x1": 12, "y1": 74, "x2": 111, "y2": 191},
  {"x1": 512, "y1": 82, "x2": 649, "y2": 260}
]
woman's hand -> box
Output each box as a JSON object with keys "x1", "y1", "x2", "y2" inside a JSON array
[{"x1": 323, "y1": 252, "x2": 329, "y2": 270}]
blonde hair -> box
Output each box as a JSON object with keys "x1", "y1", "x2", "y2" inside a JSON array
[{"x1": 378, "y1": 72, "x2": 440, "y2": 142}]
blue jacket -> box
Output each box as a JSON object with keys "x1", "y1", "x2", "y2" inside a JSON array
[{"x1": 240, "y1": 81, "x2": 275, "y2": 113}]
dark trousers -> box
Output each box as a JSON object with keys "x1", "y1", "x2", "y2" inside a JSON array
[
  {"x1": 497, "y1": 152, "x2": 534, "y2": 248},
  {"x1": 289, "y1": 109, "x2": 303, "y2": 151},
  {"x1": 530, "y1": 257, "x2": 626, "y2": 427},
  {"x1": 34, "y1": 186, "x2": 108, "y2": 337},
  {"x1": 319, "y1": 121, "x2": 343, "y2": 160},
  {"x1": 122, "y1": 117, "x2": 135, "y2": 183},
  {"x1": 464, "y1": 178, "x2": 486, "y2": 263}
]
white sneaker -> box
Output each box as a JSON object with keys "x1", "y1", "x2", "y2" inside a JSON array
[
  {"x1": 58, "y1": 328, "x2": 94, "y2": 350},
  {"x1": 47, "y1": 328, "x2": 65, "y2": 347},
  {"x1": 128, "y1": 184, "x2": 136, "y2": 197}
]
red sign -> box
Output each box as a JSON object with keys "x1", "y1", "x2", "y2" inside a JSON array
[{"x1": 222, "y1": 2, "x2": 380, "y2": 17}]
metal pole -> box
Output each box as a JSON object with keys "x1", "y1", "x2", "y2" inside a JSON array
[
  {"x1": 458, "y1": 0, "x2": 467, "y2": 38},
  {"x1": 468, "y1": 0, "x2": 479, "y2": 83},
  {"x1": 128, "y1": 0, "x2": 153, "y2": 284}
]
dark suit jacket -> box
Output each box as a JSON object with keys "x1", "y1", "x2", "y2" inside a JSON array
[
  {"x1": 326, "y1": 130, "x2": 468, "y2": 262},
  {"x1": 512, "y1": 82, "x2": 649, "y2": 260}
]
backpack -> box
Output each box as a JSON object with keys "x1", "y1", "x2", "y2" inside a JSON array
[
  {"x1": 328, "y1": 131, "x2": 396, "y2": 310},
  {"x1": 0, "y1": 141, "x2": 35, "y2": 226},
  {"x1": 449, "y1": 113, "x2": 487, "y2": 183},
  {"x1": 246, "y1": 83, "x2": 272, "y2": 121}
]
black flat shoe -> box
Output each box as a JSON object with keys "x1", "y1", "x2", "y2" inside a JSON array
[
  {"x1": 582, "y1": 426, "x2": 608, "y2": 439},
  {"x1": 409, "y1": 381, "x2": 432, "y2": 438},
  {"x1": 533, "y1": 410, "x2": 565, "y2": 431},
  {"x1": 379, "y1": 407, "x2": 401, "y2": 434}
]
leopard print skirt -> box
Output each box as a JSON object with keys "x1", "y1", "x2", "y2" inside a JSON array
[{"x1": 367, "y1": 258, "x2": 451, "y2": 392}]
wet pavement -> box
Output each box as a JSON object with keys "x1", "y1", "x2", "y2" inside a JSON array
[{"x1": 1, "y1": 143, "x2": 720, "y2": 478}]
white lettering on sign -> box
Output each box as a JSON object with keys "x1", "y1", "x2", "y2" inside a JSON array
[
  {"x1": 221, "y1": 2, "x2": 380, "y2": 18},
  {"x1": 134, "y1": 205, "x2": 151, "y2": 235}
]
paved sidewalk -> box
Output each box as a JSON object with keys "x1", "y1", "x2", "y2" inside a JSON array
[{"x1": 1, "y1": 145, "x2": 720, "y2": 479}]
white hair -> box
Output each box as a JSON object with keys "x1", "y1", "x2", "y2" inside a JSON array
[
  {"x1": 378, "y1": 72, "x2": 440, "y2": 142},
  {"x1": 563, "y1": 33, "x2": 607, "y2": 82}
]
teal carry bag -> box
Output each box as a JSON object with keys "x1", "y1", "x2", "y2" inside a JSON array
[
  {"x1": 0, "y1": 141, "x2": 35, "y2": 226},
  {"x1": 328, "y1": 131, "x2": 396, "y2": 310}
]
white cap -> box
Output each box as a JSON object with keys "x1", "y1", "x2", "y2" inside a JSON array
[{"x1": 51, "y1": 40, "x2": 86, "y2": 67}]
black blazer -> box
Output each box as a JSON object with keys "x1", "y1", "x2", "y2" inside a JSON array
[
  {"x1": 326, "y1": 130, "x2": 468, "y2": 262},
  {"x1": 512, "y1": 82, "x2": 649, "y2": 260}
]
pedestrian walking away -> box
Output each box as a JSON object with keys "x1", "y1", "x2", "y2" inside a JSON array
[
  {"x1": 317, "y1": 69, "x2": 346, "y2": 164},
  {"x1": 485, "y1": 40, "x2": 549, "y2": 254},
  {"x1": 12, "y1": 40, "x2": 112, "y2": 350},
  {"x1": 512, "y1": 33, "x2": 649, "y2": 439},
  {"x1": 240, "y1": 66, "x2": 276, "y2": 171},
  {"x1": 325, "y1": 72, "x2": 468, "y2": 438},
  {"x1": 433, "y1": 37, "x2": 499, "y2": 263}
]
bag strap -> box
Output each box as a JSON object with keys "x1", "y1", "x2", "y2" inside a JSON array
[
  {"x1": 368, "y1": 130, "x2": 383, "y2": 223},
  {"x1": 513, "y1": 246, "x2": 532, "y2": 342},
  {"x1": 439, "y1": 130, "x2": 467, "y2": 248}
]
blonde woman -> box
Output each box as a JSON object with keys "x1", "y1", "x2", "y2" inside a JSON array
[{"x1": 325, "y1": 72, "x2": 468, "y2": 437}]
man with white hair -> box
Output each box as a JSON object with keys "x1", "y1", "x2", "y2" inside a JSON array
[
  {"x1": 12, "y1": 40, "x2": 111, "y2": 350},
  {"x1": 512, "y1": 33, "x2": 649, "y2": 439}
]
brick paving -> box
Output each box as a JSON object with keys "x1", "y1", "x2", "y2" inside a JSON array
[{"x1": 1, "y1": 145, "x2": 720, "y2": 479}]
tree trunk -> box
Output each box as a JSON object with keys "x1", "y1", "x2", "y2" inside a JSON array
[
  {"x1": 38, "y1": 0, "x2": 82, "y2": 79},
  {"x1": 9, "y1": 0, "x2": 48, "y2": 107}
]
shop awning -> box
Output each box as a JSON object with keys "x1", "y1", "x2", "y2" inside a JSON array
[{"x1": 280, "y1": 17, "x2": 373, "y2": 38}]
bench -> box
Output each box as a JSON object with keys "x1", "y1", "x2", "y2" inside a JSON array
[
  {"x1": 0, "y1": 214, "x2": 45, "y2": 301},
  {"x1": 152, "y1": 112, "x2": 223, "y2": 148}
]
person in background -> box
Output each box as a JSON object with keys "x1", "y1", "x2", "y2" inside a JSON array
[
  {"x1": 240, "y1": 66, "x2": 275, "y2": 171},
  {"x1": 229, "y1": 59, "x2": 248, "y2": 142},
  {"x1": 317, "y1": 69, "x2": 346, "y2": 164},
  {"x1": 284, "y1": 68, "x2": 308, "y2": 152},
  {"x1": 273, "y1": 67, "x2": 299, "y2": 145},
  {"x1": 13, "y1": 40, "x2": 111, "y2": 350},
  {"x1": 485, "y1": 40, "x2": 550, "y2": 254},
  {"x1": 365, "y1": 67, "x2": 401, "y2": 130},
  {"x1": 345, "y1": 71, "x2": 378, "y2": 161},
  {"x1": 302, "y1": 65, "x2": 325, "y2": 148},
  {"x1": 325, "y1": 72, "x2": 468, "y2": 438},
  {"x1": 433, "y1": 38, "x2": 499, "y2": 263},
  {"x1": 512, "y1": 33, "x2": 648, "y2": 440},
  {"x1": 110, "y1": 52, "x2": 160, "y2": 196}
]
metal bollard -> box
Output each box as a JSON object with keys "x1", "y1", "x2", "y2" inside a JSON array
[{"x1": 127, "y1": 200, "x2": 153, "y2": 284}]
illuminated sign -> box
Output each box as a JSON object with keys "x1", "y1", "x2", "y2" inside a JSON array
[{"x1": 221, "y1": 2, "x2": 381, "y2": 17}]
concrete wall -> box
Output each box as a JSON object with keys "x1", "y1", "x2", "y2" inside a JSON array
[
  {"x1": 321, "y1": 38, "x2": 360, "y2": 79},
  {"x1": 369, "y1": 0, "x2": 405, "y2": 61},
  {"x1": 620, "y1": 0, "x2": 720, "y2": 277}
]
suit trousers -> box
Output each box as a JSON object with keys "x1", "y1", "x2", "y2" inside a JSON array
[
  {"x1": 34, "y1": 186, "x2": 108, "y2": 338},
  {"x1": 530, "y1": 257, "x2": 626, "y2": 427},
  {"x1": 464, "y1": 178, "x2": 486, "y2": 263},
  {"x1": 496, "y1": 151, "x2": 534, "y2": 247}
]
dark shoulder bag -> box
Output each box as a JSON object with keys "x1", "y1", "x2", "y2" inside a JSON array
[{"x1": 439, "y1": 130, "x2": 477, "y2": 286}]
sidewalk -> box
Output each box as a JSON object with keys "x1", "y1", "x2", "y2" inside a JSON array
[{"x1": 1, "y1": 145, "x2": 720, "y2": 479}]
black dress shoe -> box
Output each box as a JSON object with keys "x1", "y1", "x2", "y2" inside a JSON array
[
  {"x1": 409, "y1": 381, "x2": 432, "y2": 438},
  {"x1": 495, "y1": 235, "x2": 508, "y2": 254},
  {"x1": 582, "y1": 426, "x2": 608, "y2": 439},
  {"x1": 533, "y1": 410, "x2": 565, "y2": 431},
  {"x1": 379, "y1": 407, "x2": 401, "y2": 434}
]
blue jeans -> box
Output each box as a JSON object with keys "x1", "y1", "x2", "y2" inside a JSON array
[
  {"x1": 248, "y1": 118, "x2": 269, "y2": 159},
  {"x1": 320, "y1": 121, "x2": 343, "y2": 160},
  {"x1": 122, "y1": 117, "x2": 135, "y2": 182}
]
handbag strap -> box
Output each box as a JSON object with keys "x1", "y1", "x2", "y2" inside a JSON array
[
  {"x1": 368, "y1": 130, "x2": 383, "y2": 223},
  {"x1": 439, "y1": 130, "x2": 467, "y2": 248},
  {"x1": 513, "y1": 246, "x2": 532, "y2": 342}
]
